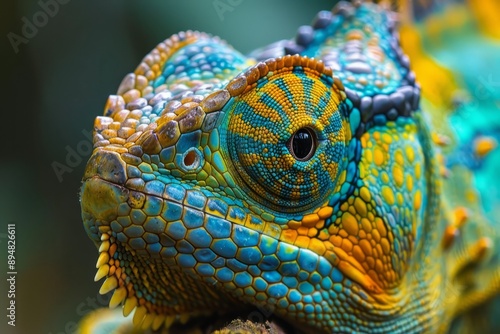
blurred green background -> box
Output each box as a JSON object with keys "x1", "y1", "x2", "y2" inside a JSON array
[{"x1": 0, "y1": 1, "x2": 331, "y2": 333}]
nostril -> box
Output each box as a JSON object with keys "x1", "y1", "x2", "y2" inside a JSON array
[
  {"x1": 179, "y1": 148, "x2": 203, "y2": 172},
  {"x1": 184, "y1": 150, "x2": 197, "y2": 167}
]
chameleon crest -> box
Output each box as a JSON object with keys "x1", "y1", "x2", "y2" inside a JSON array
[{"x1": 79, "y1": 1, "x2": 500, "y2": 333}]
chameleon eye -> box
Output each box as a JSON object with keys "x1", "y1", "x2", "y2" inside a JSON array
[
  {"x1": 288, "y1": 127, "x2": 317, "y2": 161},
  {"x1": 224, "y1": 56, "x2": 348, "y2": 210}
]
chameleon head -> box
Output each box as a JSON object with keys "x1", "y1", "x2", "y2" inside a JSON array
[{"x1": 81, "y1": 27, "x2": 428, "y2": 332}]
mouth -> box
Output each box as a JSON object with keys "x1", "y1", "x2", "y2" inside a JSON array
[
  {"x1": 80, "y1": 175, "x2": 314, "y2": 333},
  {"x1": 81, "y1": 177, "x2": 246, "y2": 330}
]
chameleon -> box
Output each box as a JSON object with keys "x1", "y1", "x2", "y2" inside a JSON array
[{"x1": 79, "y1": 1, "x2": 500, "y2": 333}]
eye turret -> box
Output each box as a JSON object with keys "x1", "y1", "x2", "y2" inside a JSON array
[{"x1": 223, "y1": 55, "x2": 349, "y2": 211}]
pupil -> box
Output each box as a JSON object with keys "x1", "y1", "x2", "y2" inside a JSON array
[{"x1": 292, "y1": 128, "x2": 314, "y2": 160}]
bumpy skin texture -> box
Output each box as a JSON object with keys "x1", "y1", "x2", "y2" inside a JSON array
[{"x1": 80, "y1": 2, "x2": 500, "y2": 333}]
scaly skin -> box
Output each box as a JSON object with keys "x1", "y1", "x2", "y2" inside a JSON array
[{"x1": 79, "y1": 2, "x2": 500, "y2": 333}]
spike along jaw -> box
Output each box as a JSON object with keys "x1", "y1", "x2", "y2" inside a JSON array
[{"x1": 81, "y1": 56, "x2": 429, "y2": 333}]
